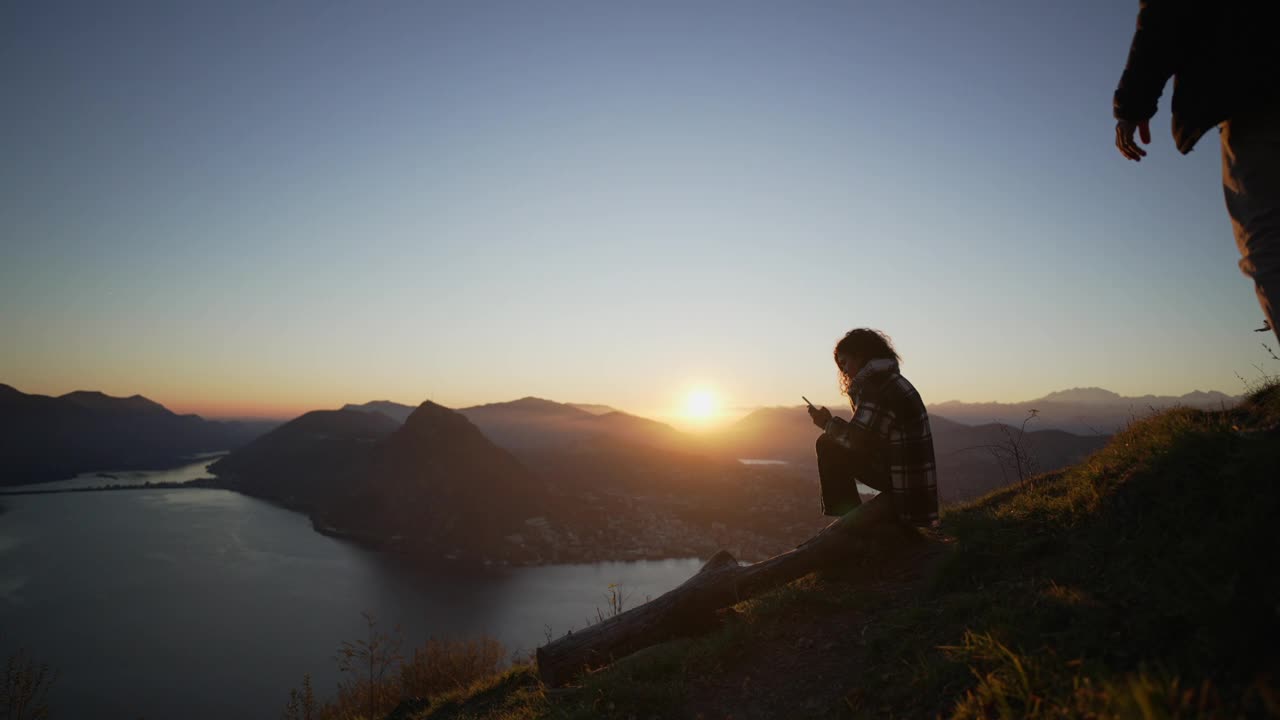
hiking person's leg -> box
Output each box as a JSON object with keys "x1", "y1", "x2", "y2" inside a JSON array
[
  {"x1": 1222, "y1": 103, "x2": 1280, "y2": 346},
  {"x1": 816, "y1": 434, "x2": 862, "y2": 516},
  {"x1": 853, "y1": 466, "x2": 894, "y2": 496}
]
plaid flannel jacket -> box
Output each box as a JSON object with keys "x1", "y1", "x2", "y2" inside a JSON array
[{"x1": 823, "y1": 359, "x2": 939, "y2": 525}]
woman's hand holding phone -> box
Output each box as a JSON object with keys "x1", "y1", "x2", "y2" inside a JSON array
[{"x1": 805, "y1": 396, "x2": 832, "y2": 429}]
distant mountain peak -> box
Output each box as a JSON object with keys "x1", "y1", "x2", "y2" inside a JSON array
[
  {"x1": 402, "y1": 400, "x2": 477, "y2": 435},
  {"x1": 1178, "y1": 389, "x2": 1234, "y2": 403},
  {"x1": 59, "y1": 390, "x2": 171, "y2": 414},
  {"x1": 406, "y1": 399, "x2": 458, "y2": 416},
  {"x1": 465, "y1": 396, "x2": 592, "y2": 418},
  {"x1": 342, "y1": 400, "x2": 417, "y2": 424},
  {"x1": 1032, "y1": 387, "x2": 1239, "y2": 407},
  {"x1": 281, "y1": 408, "x2": 401, "y2": 435},
  {"x1": 2, "y1": 385, "x2": 272, "y2": 485},
  {"x1": 1036, "y1": 387, "x2": 1124, "y2": 405},
  {"x1": 569, "y1": 403, "x2": 619, "y2": 416},
  {"x1": 63, "y1": 390, "x2": 109, "y2": 399},
  {"x1": 510, "y1": 396, "x2": 563, "y2": 409}
]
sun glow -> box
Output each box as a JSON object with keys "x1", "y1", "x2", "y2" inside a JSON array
[{"x1": 684, "y1": 389, "x2": 718, "y2": 422}]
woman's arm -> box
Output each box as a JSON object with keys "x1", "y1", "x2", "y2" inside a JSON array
[{"x1": 823, "y1": 395, "x2": 892, "y2": 454}]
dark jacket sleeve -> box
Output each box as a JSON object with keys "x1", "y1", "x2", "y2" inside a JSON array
[
  {"x1": 823, "y1": 392, "x2": 891, "y2": 456},
  {"x1": 1113, "y1": 0, "x2": 1187, "y2": 123}
]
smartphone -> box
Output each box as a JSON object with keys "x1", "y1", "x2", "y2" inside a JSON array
[{"x1": 802, "y1": 396, "x2": 815, "y2": 409}]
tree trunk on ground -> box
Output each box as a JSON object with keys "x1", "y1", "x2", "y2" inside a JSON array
[{"x1": 535, "y1": 494, "x2": 911, "y2": 687}]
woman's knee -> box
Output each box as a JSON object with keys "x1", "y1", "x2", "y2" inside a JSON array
[{"x1": 816, "y1": 433, "x2": 838, "y2": 455}]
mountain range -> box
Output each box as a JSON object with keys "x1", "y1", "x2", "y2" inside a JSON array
[
  {"x1": 229, "y1": 399, "x2": 833, "y2": 563},
  {"x1": 345, "y1": 397, "x2": 693, "y2": 452},
  {"x1": 5, "y1": 382, "x2": 1231, "y2": 562},
  {"x1": 0, "y1": 384, "x2": 277, "y2": 484},
  {"x1": 928, "y1": 387, "x2": 1239, "y2": 435},
  {"x1": 221, "y1": 395, "x2": 1113, "y2": 562},
  {"x1": 212, "y1": 402, "x2": 559, "y2": 563},
  {"x1": 344, "y1": 397, "x2": 1111, "y2": 504}
]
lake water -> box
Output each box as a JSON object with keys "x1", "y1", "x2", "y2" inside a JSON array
[
  {"x1": 0, "y1": 469, "x2": 702, "y2": 719},
  {"x1": 3, "y1": 452, "x2": 228, "y2": 493},
  {"x1": 737, "y1": 458, "x2": 877, "y2": 495}
]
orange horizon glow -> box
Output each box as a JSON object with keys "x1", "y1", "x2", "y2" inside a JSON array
[{"x1": 165, "y1": 401, "x2": 314, "y2": 421}]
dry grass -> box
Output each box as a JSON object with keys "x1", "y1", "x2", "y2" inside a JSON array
[
  {"x1": 3, "y1": 648, "x2": 57, "y2": 720},
  {"x1": 282, "y1": 618, "x2": 507, "y2": 720}
]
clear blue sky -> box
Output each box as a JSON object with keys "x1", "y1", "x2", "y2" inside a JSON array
[{"x1": 1, "y1": 0, "x2": 1271, "y2": 424}]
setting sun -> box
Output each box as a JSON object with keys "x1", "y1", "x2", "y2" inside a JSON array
[{"x1": 684, "y1": 389, "x2": 718, "y2": 422}]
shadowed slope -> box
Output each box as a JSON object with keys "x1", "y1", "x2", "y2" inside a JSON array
[
  {"x1": 208, "y1": 409, "x2": 400, "y2": 509},
  {"x1": 212, "y1": 401, "x2": 564, "y2": 563},
  {"x1": 329, "y1": 401, "x2": 553, "y2": 559}
]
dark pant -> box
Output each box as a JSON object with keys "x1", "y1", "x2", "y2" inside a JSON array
[
  {"x1": 1222, "y1": 104, "x2": 1280, "y2": 345},
  {"x1": 816, "y1": 434, "x2": 891, "y2": 517}
]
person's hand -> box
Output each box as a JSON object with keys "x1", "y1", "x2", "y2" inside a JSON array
[
  {"x1": 808, "y1": 405, "x2": 832, "y2": 429},
  {"x1": 1115, "y1": 119, "x2": 1151, "y2": 161}
]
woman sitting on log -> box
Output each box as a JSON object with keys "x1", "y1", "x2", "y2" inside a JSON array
[{"x1": 807, "y1": 328, "x2": 940, "y2": 526}]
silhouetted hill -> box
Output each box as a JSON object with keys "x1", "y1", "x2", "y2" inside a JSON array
[
  {"x1": 457, "y1": 397, "x2": 693, "y2": 452},
  {"x1": 212, "y1": 402, "x2": 568, "y2": 563},
  {"x1": 458, "y1": 396, "x2": 598, "y2": 447},
  {"x1": 1035, "y1": 386, "x2": 1235, "y2": 406},
  {"x1": 214, "y1": 398, "x2": 832, "y2": 564},
  {"x1": 591, "y1": 410, "x2": 691, "y2": 449},
  {"x1": 331, "y1": 402, "x2": 555, "y2": 560},
  {"x1": 568, "y1": 403, "x2": 619, "y2": 415},
  {"x1": 708, "y1": 405, "x2": 820, "y2": 461},
  {"x1": 1033, "y1": 386, "x2": 1125, "y2": 404},
  {"x1": 0, "y1": 384, "x2": 274, "y2": 485},
  {"x1": 931, "y1": 387, "x2": 1240, "y2": 433},
  {"x1": 930, "y1": 421, "x2": 1109, "y2": 500},
  {"x1": 341, "y1": 400, "x2": 416, "y2": 424},
  {"x1": 345, "y1": 394, "x2": 696, "y2": 450},
  {"x1": 208, "y1": 409, "x2": 400, "y2": 509},
  {"x1": 343, "y1": 397, "x2": 616, "y2": 448},
  {"x1": 469, "y1": 396, "x2": 587, "y2": 418},
  {"x1": 59, "y1": 390, "x2": 171, "y2": 415}
]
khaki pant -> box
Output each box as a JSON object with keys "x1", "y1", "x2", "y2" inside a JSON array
[{"x1": 1222, "y1": 104, "x2": 1280, "y2": 346}]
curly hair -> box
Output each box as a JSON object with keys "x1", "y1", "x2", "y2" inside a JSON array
[{"x1": 833, "y1": 328, "x2": 900, "y2": 395}]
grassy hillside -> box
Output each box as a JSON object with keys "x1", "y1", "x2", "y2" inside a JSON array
[{"x1": 337, "y1": 382, "x2": 1280, "y2": 719}]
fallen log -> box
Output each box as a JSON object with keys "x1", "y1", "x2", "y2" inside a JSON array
[{"x1": 535, "y1": 494, "x2": 913, "y2": 686}]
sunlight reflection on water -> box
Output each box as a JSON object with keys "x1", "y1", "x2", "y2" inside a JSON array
[{"x1": 3, "y1": 453, "x2": 227, "y2": 492}]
